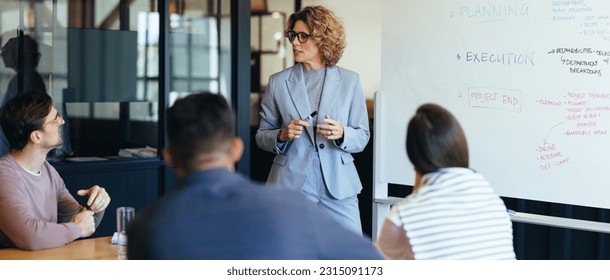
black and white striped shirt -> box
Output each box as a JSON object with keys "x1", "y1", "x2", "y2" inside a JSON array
[{"x1": 387, "y1": 168, "x2": 516, "y2": 259}]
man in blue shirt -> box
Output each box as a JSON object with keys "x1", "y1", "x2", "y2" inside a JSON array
[{"x1": 127, "y1": 93, "x2": 382, "y2": 260}]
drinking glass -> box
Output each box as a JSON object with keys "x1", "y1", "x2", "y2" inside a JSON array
[{"x1": 116, "y1": 207, "x2": 135, "y2": 259}]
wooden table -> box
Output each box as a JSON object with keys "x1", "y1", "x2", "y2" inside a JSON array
[{"x1": 0, "y1": 236, "x2": 122, "y2": 260}]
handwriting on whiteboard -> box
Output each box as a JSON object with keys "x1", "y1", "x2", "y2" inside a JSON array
[
  {"x1": 535, "y1": 91, "x2": 610, "y2": 171},
  {"x1": 468, "y1": 87, "x2": 522, "y2": 112}
]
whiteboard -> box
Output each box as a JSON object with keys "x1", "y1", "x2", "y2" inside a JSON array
[{"x1": 378, "y1": 0, "x2": 610, "y2": 210}]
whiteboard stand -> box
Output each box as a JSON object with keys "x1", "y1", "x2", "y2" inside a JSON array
[
  {"x1": 373, "y1": 196, "x2": 404, "y2": 241},
  {"x1": 373, "y1": 91, "x2": 405, "y2": 240},
  {"x1": 509, "y1": 210, "x2": 610, "y2": 234},
  {"x1": 372, "y1": 91, "x2": 385, "y2": 241}
]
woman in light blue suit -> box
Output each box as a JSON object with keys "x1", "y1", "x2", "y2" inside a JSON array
[{"x1": 256, "y1": 6, "x2": 370, "y2": 235}]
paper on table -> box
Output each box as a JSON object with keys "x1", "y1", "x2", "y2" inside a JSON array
[{"x1": 118, "y1": 146, "x2": 157, "y2": 158}]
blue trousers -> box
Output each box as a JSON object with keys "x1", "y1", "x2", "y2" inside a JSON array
[{"x1": 301, "y1": 154, "x2": 362, "y2": 235}]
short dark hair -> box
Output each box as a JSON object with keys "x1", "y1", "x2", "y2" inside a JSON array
[
  {"x1": 406, "y1": 103, "x2": 469, "y2": 175},
  {"x1": 166, "y1": 92, "x2": 235, "y2": 173},
  {"x1": 0, "y1": 90, "x2": 52, "y2": 151}
]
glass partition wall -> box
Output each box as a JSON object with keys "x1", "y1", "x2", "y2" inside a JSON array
[{"x1": 0, "y1": 0, "x2": 231, "y2": 159}]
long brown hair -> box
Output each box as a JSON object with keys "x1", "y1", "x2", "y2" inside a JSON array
[{"x1": 406, "y1": 103, "x2": 469, "y2": 175}]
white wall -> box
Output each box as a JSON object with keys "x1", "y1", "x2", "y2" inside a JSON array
[{"x1": 263, "y1": 0, "x2": 381, "y2": 99}]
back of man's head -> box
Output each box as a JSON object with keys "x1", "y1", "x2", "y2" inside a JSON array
[
  {"x1": 0, "y1": 90, "x2": 51, "y2": 151},
  {"x1": 166, "y1": 92, "x2": 236, "y2": 174}
]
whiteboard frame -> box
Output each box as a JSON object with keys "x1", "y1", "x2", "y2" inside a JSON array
[
  {"x1": 509, "y1": 211, "x2": 610, "y2": 234},
  {"x1": 373, "y1": 0, "x2": 610, "y2": 241}
]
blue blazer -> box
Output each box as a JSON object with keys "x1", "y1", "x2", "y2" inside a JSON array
[{"x1": 256, "y1": 63, "x2": 370, "y2": 199}]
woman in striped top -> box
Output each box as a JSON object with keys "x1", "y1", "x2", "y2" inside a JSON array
[{"x1": 375, "y1": 104, "x2": 516, "y2": 260}]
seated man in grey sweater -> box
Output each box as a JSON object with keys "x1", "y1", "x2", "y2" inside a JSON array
[{"x1": 0, "y1": 90, "x2": 111, "y2": 250}]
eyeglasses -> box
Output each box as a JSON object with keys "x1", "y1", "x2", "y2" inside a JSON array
[
  {"x1": 286, "y1": 30, "x2": 313, "y2": 43},
  {"x1": 42, "y1": 111, "x2": 64, "y2": 127}
]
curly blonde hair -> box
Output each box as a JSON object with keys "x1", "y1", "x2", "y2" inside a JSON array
[{"x1": 285, "y1": 5, "x2": 346, "y2": 66}]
